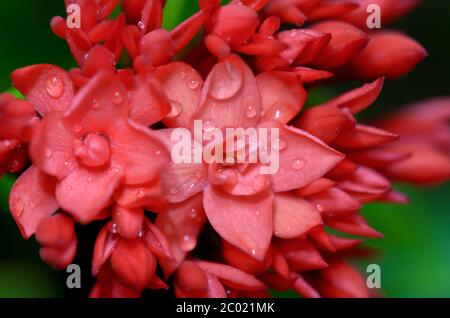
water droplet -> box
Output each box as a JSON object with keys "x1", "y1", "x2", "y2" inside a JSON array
[
  {"x1": 45, "y1": 148, "x2": 53, "y2": 158},
  {"x1": 189, "y1": 208, "x2": 198, "y2": 219},
  {"x1": 111, "y1": 223, "x2": 119, "y2": 234},
  {"x1": 289, "y1": 29, "x2": 297, "y2": 38},
  {"x1": 167, "y1": 100, "x2": 182, "y2": 118},
  {"x1": 194, "y1": 170, "x2": 202, "y2": 178},
  {"x1": 29, "y1": 201, "x2": 36, "y2": 209},
  {"x1": 245, "y1": 105, "x2": 257, "y2": 118},
  {"x1": 66, "y1": 185, "x2": 73, "y2": 191},
  {"x1": 251, "y1": 249, "x2": 256, "y2": 256},
  {"x1": 291, "y1": 158, "x2": 306, "y2": 170},
  {"x1": 188, "y1": 79, "x2": 200, "y2": 90},
  {"x1": 255, "y1": 210, "x2": 261, "y2": 216},
  {"x1": 92, "y1": 98, "x2": 100, "y2": 109},
  {"x1": 315, "y1": 203, "x2": 324, "y2": 212},
  {"x1": 138, "y1": 21, "x2": 145, "y2": 30},
  {"x1": 137, "y1": 230, "x2": 144, "y2": 239},
  {"x1": 46, "y1": 75, "x2": 64, "y2": 99},
  {"x1": 64, "y1": 160, "x2": 75, "y2": 172},
  {"x1": 180, "y1": 234, "x2": 197, "y2": 252},
  {"x1": 112, "y1": 91, "x2": 123, "y2": 105},
  {"x1": 169, "y1": 187, "x2": 178, "y2": 195},
  {"x1": 203, "y1": 119, "x2": 216, "y2": 133},
  {"x1": 137, "y1": 189, "x2": 146, "y2": 199},
  {"x1": 208, "y1": 60, "x2": 244, "y2": 100},
  {"x1": 156, "y1": 150, "x2": 162, "y2": 156},
  {"x1": 272, "y1": 138, "x2": 286, "y2": 150},
  {"x1": 73, "y1": 124, "x2": 82, "y2": 133}
]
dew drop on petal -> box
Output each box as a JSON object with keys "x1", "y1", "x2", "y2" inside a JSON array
[
  {"x1": 138, "y1": 21, "x2": 145, "y2": 30},
  {"x1": 137, "y1": 189, "x2": 146, "y2": 199},
  {"x1": 188, "y1": 79, "x2": 200, "y2": 90},
  {"x1": 291, "y1": 158, "x2": 306, "y2": 170},
  {"x1": 245, "y1": 105, "x2": 257, "y2": 118},
  {"x1": 315, "y1": 203, "x2": 324, "y2": 212},
  {"x1": 169, "y1": 187, "x2": 179, "y2": 195},
  {"x1": 73, "y1": 124, "x2": 82, "y2": 133},
  {"x1": 189, "y1": 208, "x2": 198, "y2": 219},
  {"x1": 45, "y1": 148, "x2": 53, "y2": 158},
  {"x1": 167, "y1": 100, "x2": 182, "y2": 118},
  {"x1": 112, "y1": 91, "x2": 123, "y2": 105},
  {"x1": 251, "y1": 249, "x2": 256, "y2": 256},
  {"x1": 29, "y1": 201, "x2": 36, "y2": 209},
  {"x1": 180, "y1": 234, "x2": 197, "y2": 252},
  {"x1": 111, "y1": 223, "x2": 119, "y2": 234},
  {"x1": 137, "y1": 230, "x2": 144, "y2": 239},
  {"x1": 208, "y1": 59, "x2": 244, "y2": 100},
  {"x1": 272, "y1": 138, "x2": 286, "y2": 150},
  {"x1": 92, "y1": 98, "x2": 100, "y2": 109},
  {"x1": 46, "y1": 75, "x2": 64, "y2": 99}
]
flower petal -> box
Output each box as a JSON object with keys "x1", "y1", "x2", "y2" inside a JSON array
[
  {"x1": 203, "y1": 186, "x2": 274, "y2": 261},
  {"x1": 56, "y1": 166, "x2": 122, "y2": 223},
  {"x1": 30, "y1": 112, "x2": 76, "y2": 179},
  {"x1": 11, "y1": 64, "x2": 74, "y2": 115},
  {"x1": 9, "y1": 165, "x2": 59, "y2": 239},
  {"x1": 273, "y1": 193, "x2": 322, "y2": 239},
  {"x1": 110, "y1": 119, "x2": 168, "y2": 185},
  {"x1": 194, "y1": 54, "x2": 261, "y2": 130},
  {"x1": 259, "y1": 121, "x2": 344, "y2": 192}
]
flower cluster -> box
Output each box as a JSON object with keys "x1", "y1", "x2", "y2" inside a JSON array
[{"x1": 2, "y1": 0, "x2": 449, "y2": 298}]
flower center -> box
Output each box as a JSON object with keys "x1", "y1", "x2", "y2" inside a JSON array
[{"x1": 74, "y1": 133, "x2": 111, "y2": 167}]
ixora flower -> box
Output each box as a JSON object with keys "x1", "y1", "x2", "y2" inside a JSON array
[{"x1": 1, "y1": 0, "x2": 449, "y2": 298}]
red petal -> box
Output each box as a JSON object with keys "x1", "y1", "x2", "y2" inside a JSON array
[
  {"x1": 346, "y1": 32, "x2": 427, "y2": 79},
  {"x1": 257, "y1": 71, "x2": 307, "y2": 124},
  {"x1": 291, "y1": 273, "x2": 321, "y2": 298},
  {"x1": 307, "y1": 187, "x2": 362, "y2": 216},
  {"x1": 11, "y1": 64, "x2": 74, "y2": 115},
  {"x1": 194, "y1": 54, "x2": 261, "y2": 130},
  {"x1": 259, "y1": 121, "x2": 344, "y2": 192},
  {"x1": 111, "y1": 240, "x2": 156, "y2": 289},
  {"x1": 334, "y1": 124, "x2": 398, "y2": 149},
  {"x1": 317, "y1": 260, "x2": 370, "y2": 298},
  {"x1": 9, "y1": 166, "x2": 59, "y2": 239},
  {"x1": 296, "y1": 105, "x2": 355, "y2": 144},
  {"x1": 114, "y1": 179, "x2": 165, "y2": 210},
  {"x1": 154, "y1": 62, "x2": 203, "y2": 128},
  {"x1": 30, "y1": 112, "x2": 76, "y2": 179},
  {"x1": 203, "y1": 186, "x2": 274, "y2": 261},
  {"x1": 92, "y1": 223, "x2": 120, "y2": 275},
  {"x1": 110, "y1": 119, "x2": 168, "y2": 185},
  {"x1": 112, "y1": 206, "x2": 144, "y2": 239},
  {"x1": 56, "y1": 167, "x2": 122, "y2": 224},
  {"x1": 326, "y1": 214, "x2": 383, "y2": 238},
  {"x1": 273, "y1": 193, "x2": 322, "y2": 239},
  {"x1": 35, "y1": 214, "x2": 75, "y2": 248},
  {"x1": 278, "y1": 239, "x2": 328, "y2": 270},
  {"x1": 155, "y1": 193, "x2": 207, "y2": 277},
  {"x1": 310, "y1": 21, "x2": 369, "y2": 70},
  {"x1": 40, "y1": 240, "x2": 77, "y2": 270},
  {"x1": 319, "y1": 77, "x2": 384, "y2": 114},
  {"x1": 195, "y1": 261, "x2": 267, "y2": 291}
]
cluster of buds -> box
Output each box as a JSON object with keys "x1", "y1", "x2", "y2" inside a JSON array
[{"x1": 2, "y1": 0, "x2": 449, "y2": 298}]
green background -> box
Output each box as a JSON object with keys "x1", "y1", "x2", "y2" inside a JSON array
[{"x1": 0, "y1": 0, "x2": 449, "y2": 297}]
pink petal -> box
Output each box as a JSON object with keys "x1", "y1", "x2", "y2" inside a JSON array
[
  {"x1": 155, "y1": 193, "x2": 207, "y2": 277},
  {"x1": 9, "y1": 165, "x2": 59, "y2": 239},
  {"x1": 110, "y1": 119, "x2": 168, "y2": 185},
  {"x1": 11, "y1": 64, "x2": 74, "y2": 115},
  {"x1": 56, "y1": 166, "x2": 122, "y2": 224},
  {"x1": 259, "y1": 121, "x2": 344, "y2": 192},
  {"x1": 194, "y1": 54, "x2": 261, "y2": 130},
  {"x1": 92, "y1": 223, "x2": 119, "y2": 275},
  {"x1": 203, "y1": 186, "x2": 274, "y2": 261},
  {"x1": 65, "y1": 71, "x2": 128, "y2": 134},
  {"x1": 256, "y1": 71, "x2": 307, "y2": 124},
  {"x1": 154, "y1": 62, "x2": 203, "y2": 128},
  {"x1": 195, "y1": 261, "x2": 267, "y2": 291},
  {"x1": 30, "y1": 112, "x2": 76, "y2": 180},
  {"x1": 273, "y1": 193, "x2": 322, "y2": 239}
]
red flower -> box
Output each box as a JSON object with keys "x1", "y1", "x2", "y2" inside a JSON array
[{"x1": 3, "y1": 0, "x2": 449, "y2": 298}]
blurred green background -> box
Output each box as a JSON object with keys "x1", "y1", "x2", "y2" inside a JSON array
[{"x1": 0, "y1": 0, "x2": 449, "y2": 297}]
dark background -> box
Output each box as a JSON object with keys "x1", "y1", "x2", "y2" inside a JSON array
[{"x1": 0, "y1": 0, "x2": 449, "y2": 297}]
